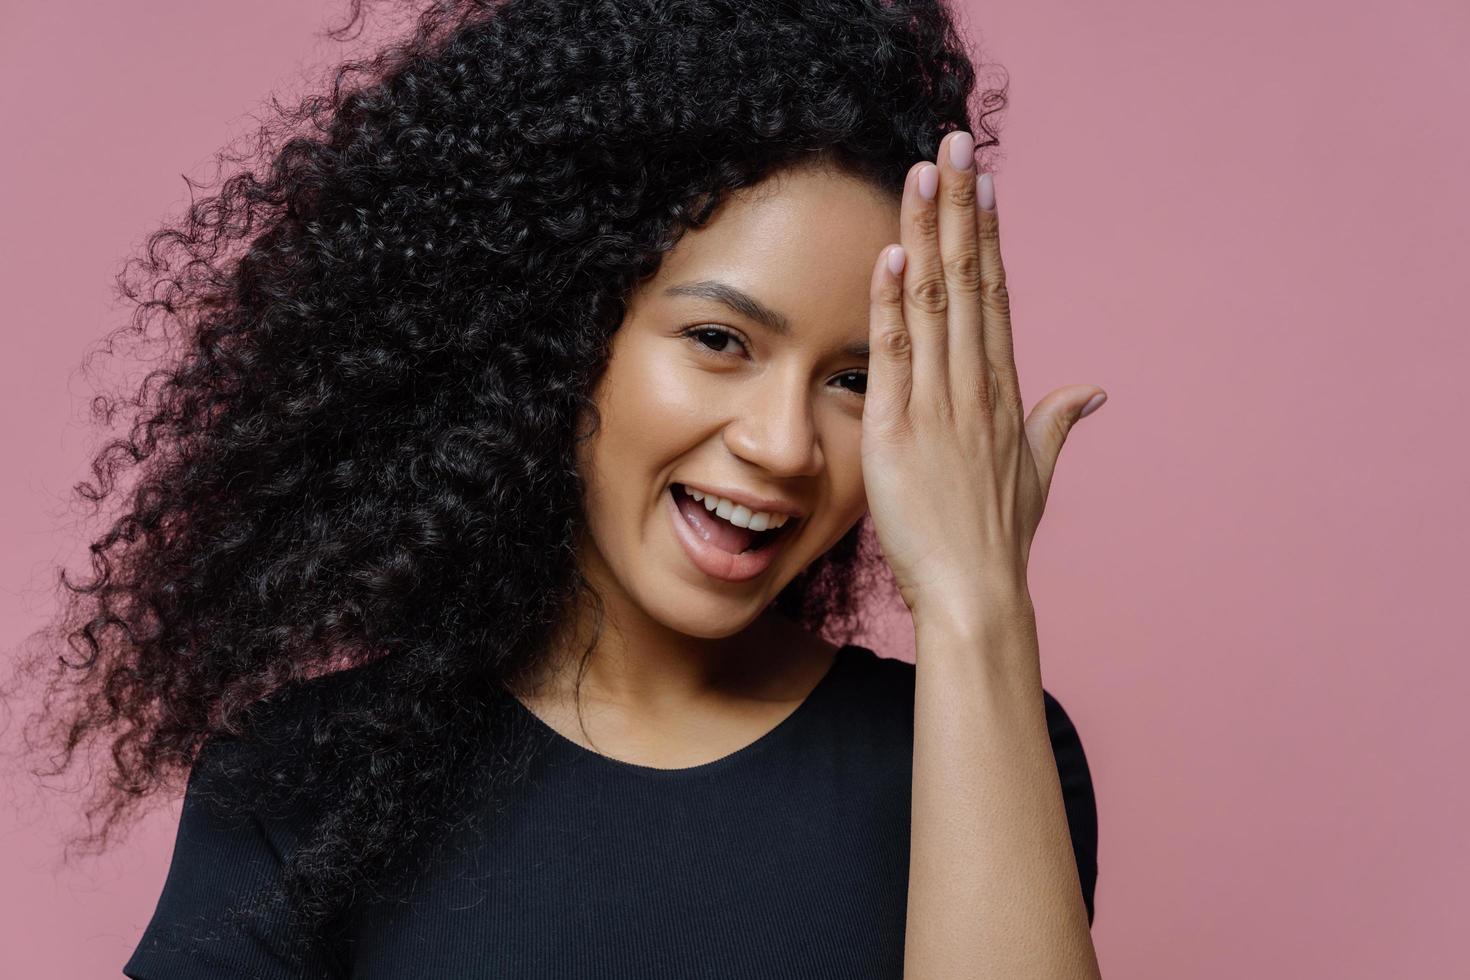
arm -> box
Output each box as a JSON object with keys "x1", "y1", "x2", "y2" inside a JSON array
[
  {"x1": 858, "y1": 129, "x2": 1108, "y2": 977},
  {"x1": 904, "y1": 602, "x2": 1100, "y2": 978}
]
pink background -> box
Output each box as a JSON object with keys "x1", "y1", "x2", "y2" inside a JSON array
[{"x1": 3, "y1": 1, "x2": 1466, "y2": 976}]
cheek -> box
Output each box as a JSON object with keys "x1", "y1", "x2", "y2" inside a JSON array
[
  {"x1": 583, "y1": 342, "x2": 712, "y2": 492},
  {"x1": 825, "y1": 422, "x2": 866, "y2": 498},
  {"x1": 603, "y1": 346, "x2": 720, "y2": 450},
  {"x1": 631, "y1": 349, "x2": 714, "y2": 415}
]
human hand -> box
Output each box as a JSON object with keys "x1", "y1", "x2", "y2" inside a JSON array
[{"x1": 861, "y1": 130, "x2": 1107, "y2": 628}]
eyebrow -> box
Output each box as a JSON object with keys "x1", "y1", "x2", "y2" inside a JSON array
[{"x1": 663, "y1": 279, "x2": 870, "y2": 359}]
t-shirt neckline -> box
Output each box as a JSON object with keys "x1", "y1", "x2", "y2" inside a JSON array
[{"x1": 510, "y1": 643, "x2": 859, "y2": 780}]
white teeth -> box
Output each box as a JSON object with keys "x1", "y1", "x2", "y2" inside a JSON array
[{"x1": 682, "y1": 486, "x2": 791, "y2": 530}]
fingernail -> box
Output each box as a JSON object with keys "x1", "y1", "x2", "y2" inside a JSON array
[
  {"x1": 1079, "y1": 392, "x2": 1107, "y2": 418},
  {"x1": 918, "y1": 164, "x2": 938, "y2": 201},
  {"x1": 949, "y1": 131, "x2": 975, "y2": 170},
  {"x1": 978, "y1": 172, "x2": 996, "y2": 211},
  {"x1": 886, "y1": 245, "x2": 906, "y2": 276}
]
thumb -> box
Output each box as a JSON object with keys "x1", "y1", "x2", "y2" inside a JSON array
[{"x1": 1024, "y1": 386, "x2": 1106, "y2": 500}]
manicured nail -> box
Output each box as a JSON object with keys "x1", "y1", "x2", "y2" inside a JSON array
[
  {"x1": 949, "y1": 131, "x2": 975, "y2": 170},
  {"x1": 978, "y1": 172, "x2": 996, "y2": 211},
  {"x1": 918, "y1": 164, "x2": 938, "y2": 200},
  {"x1": 1079, "y1": 392, "x2": 1107, "y2": 418},
  {"x1": 886, "y1": 245, "x2": 906, "y2": 276}
]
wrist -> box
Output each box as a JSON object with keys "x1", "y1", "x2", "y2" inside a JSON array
[
  {"x1": 912, "y1": 588, "x2": 1035, "y2": 638},
  {"x1": 913, "y1": 592, "x2": 1040, "y2": 669}
]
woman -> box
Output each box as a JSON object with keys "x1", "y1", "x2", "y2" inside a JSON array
[{"x1": 11, "y1": 0, "x2": 1105, "y2": 976}]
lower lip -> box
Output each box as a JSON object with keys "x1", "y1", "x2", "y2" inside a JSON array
[{"x1": 664, "y1": 485, "x2": 795, "y2": 583}]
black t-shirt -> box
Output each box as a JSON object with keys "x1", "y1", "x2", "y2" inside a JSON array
[{"x1": 123, "y1": 643, "x2": 1098, "y2": 979}]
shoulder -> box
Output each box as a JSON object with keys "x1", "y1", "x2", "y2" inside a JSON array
[
  {"x1": 214, "y1": 660, "x2": 378, "y2": 749},
  {"x1": 189, "y1": 661, "x2": 378, "y2": 829}
]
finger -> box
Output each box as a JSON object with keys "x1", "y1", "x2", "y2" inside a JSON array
[
  {"x1": 934, "y1": 130, "x2": 990, "y2": 416},
  {"x1": 900, "y1": 158, "x2": 950, "y2": 411},
  {"x1": 976, "y1": 172, "x2": 1023, "y2": 419},
  {"x1": 865, "y1": 244, "x2": 913, "y2": 426},
  {"x1": 1023, "y1": 385, "x2": 1104, "y2": 502}
]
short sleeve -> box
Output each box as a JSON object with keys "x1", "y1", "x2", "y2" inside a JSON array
[
  {"x1": 122, "y1": 735, "x2": 341, "y2": 980},
  {"x1": 1042, "y1": 689, "x2": 1099, "y2": 927}
]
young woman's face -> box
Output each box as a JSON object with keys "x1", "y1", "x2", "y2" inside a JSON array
[{"x1": 575, "y1": 165, "x2": 901, "y2": 640}]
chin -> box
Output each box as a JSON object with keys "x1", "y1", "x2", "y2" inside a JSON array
[{"x1": 641, "y1": 582, "x2": 778, "y2": 640}]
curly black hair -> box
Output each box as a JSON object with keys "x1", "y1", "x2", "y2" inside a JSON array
[{"x1": 2, "y1": 0, "x2": 1006, "y2": 963}]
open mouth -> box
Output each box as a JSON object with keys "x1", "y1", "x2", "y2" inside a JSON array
[{"x1": 669, "y1": 483, "x2": 798, "y2": 555}]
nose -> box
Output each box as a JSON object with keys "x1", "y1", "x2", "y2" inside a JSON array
[{"x1": 721, "y1": 369, "x2": 824, "y2": 479}]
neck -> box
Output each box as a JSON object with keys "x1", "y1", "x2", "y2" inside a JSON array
[{"x1": 521, "y1": 597, "x2": 823, "y2": 713}]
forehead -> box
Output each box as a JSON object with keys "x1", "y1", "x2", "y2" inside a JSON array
[{"x1": 634, "y1": 167, "x2": 901, "y2": 337}]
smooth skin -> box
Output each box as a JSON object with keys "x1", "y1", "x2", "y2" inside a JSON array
[
  {"x1": 517, "y1": 130, "x2": 1105, "y2": 973},
  {"x1": 522, "y1": 165, "x2": 895, "y2": 760},
  {"x1": 877, "y1": 131, "x2": 1104, "y2": 977}
]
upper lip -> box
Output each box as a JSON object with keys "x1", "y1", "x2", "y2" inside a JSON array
[{"x1": 674, "y1": 481, "x2": 806, "y2": 520}]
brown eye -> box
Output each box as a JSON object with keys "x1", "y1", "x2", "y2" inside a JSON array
[
  {"x1": 682, "y1": 325, "x2": 865, "y2": 398},
  {"x1": 682, "y1": 325, "x2": 748, "y2": 357},
  {"x1": 834, "y1": 371, "x2": 867, "y2": 396}
]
